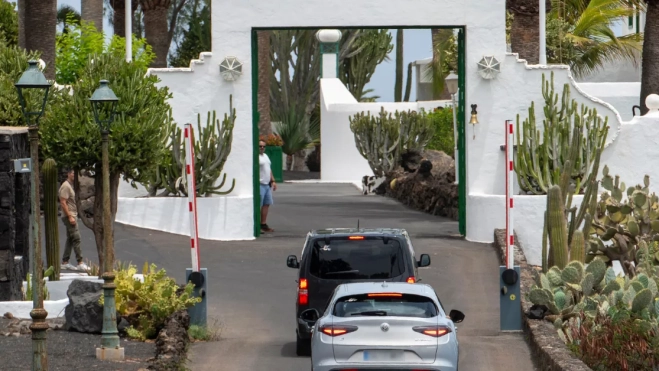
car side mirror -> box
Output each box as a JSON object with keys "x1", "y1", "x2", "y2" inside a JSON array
[
  {"x1": 448, "y1": 309, "x2": 465, "y2": 323},
  {"x1": 286, "y1": 255, "x2": 299, "y2": 269},
  {"x1": 300, "y1": 308, "x2": 320, "y2": 323},
  {"x1": 418, "y1": 254, "x2": 431, "y2": 267}
]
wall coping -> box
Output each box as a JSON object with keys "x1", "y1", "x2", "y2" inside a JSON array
[
  {"x1": 493, "y1": 229, "x2": 592, "y2": 371},
  {"x1": 0, "y1": 127, "x2": 28, "y2": 134}
]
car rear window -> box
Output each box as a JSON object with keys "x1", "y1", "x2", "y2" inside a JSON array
[
  {"x1": 308, "y1": 237, "x2": 406, "y2": 280},
  {"x1": 333, "y1": 293, "x2": 438, "y2": 318}
]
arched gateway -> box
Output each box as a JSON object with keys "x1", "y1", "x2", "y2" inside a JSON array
[{"x1": 115, "y1": 0, "x2": 620, "y2": 255}]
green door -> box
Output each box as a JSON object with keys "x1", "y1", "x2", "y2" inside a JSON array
[
  {"x1": 251, "y1": 30, "x2": 261, "y2": 238},
  {"x1": 457, "y1": 28, "x2": 466, "y2": 236}
]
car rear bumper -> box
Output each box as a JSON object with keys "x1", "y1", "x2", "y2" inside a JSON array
[
  {"x1": 313, "y1": 365, "x2": 453, "y2": 371},
  {"x1": 312, "y1": 358, "x2": 457, "y2": 371}
]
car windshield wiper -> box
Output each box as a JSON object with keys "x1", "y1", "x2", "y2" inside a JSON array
[
  {"x1": 350, "y1": 310, "x2": 388, "y2": 316},
  {"x1": 325, "y1": 270, "x2": 359, "y2": 275}
]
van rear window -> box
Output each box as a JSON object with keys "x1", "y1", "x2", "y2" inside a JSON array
[
  {"x1": 333, "y1": 293, "x2": 438, "y2": 318},
  {"x1": 308, "y1": 237, "x2": 406, "y2": 280}
]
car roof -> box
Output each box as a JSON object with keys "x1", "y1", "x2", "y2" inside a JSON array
[
  {"x1": 309, "y1": 228, "x2": 407, "y2": 236},
  {"x1": 334, "y1": 282, "x2": 436, "y2": 298}
]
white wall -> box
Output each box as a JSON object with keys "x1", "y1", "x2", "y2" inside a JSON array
[
  {"x1": 320, "y1": 78, "x2": 451, "y2": 185},
  {"x1": 578, "y1": 82, "x2": 640, "y2": 122}
]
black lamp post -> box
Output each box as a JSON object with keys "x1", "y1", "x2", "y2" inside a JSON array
[
  {"x1": 15, "y1": 60, "x2": 52, "y2": 371},
  {"x1": 89, "y1": 80, "x2": 123, "y2": 360}
]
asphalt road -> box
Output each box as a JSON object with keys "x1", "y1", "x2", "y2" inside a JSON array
[{"x1": 49, "y1": 183, "x2": 535, "y2": 371}]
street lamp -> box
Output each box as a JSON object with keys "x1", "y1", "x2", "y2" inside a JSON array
[
  {"x1": 89, "y1": 80, "x2": 124, "y2": 361},
  {"x1": 15, "y1": 60, "x2": 52, "y2": 371},
  {"x1": 445, "y1": 71, "x2": 459, "y2": 185}
]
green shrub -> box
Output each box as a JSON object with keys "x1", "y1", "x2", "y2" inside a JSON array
[
  {"x1": 103, "y1": 263, "x2": 201, "y2": 341},
  {"x1": 426, "y1": 106, "x2": 455, "y2": 157}
]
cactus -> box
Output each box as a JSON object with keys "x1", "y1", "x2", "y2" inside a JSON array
[
  {"x1": 547, "y1": 266, "x2": 564, "y2": 286},
  {"x1": 561, "y1": 265, "x2": 581, "y2": 284},
  {"x1": 542, "y1": 211, "x2": 549, "y2": 273},
  {"x1": 592, "y1": 172, "x2": 659, "y2": 276},
  {"x1": 570, "y1": 230, "x2": 586, "y2": 263},
  {"x1": 514, "y1": 71, "x2": 609, "y2": 195},
  {"x1": 547, "y1": 185, "x2": 569, "y2": 269},
  {"x1": 148, "y1": 96, "x2": 237, "y2": 197},
  {"x1": 349, "y1": 107, "x2": 435, "y2": 178},
  {"x1": 43, "y1": 158, "x2": 60, "y2": 281},
  {"x1": 631, "y1": 288, "x2": 652, "y2": 313},
  {"x1": 585, "y1": 259, "x2": 607, "y2": 286}
]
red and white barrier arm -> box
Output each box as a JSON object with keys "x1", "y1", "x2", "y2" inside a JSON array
[
  {"x1": 184, "y1": 124, "x2": 201, "y2": 272},
  {"x1": 505, "y1": 120, "x2": 514, "y2": 269}
]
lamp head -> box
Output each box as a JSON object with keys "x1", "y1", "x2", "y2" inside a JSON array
[
  {"x1": 89, "y1": 79, "x2": 119, "y2": 132},
  {"x1": 14, "y1": 60, "x2": 52, "y2": 126}
]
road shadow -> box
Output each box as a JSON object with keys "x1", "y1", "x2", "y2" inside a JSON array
[{"x1": 280, "y1": 342, "x2": 303, "y2": 358}]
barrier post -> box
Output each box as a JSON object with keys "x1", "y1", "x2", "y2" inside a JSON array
[
  {"x1": 500, "y1": 120, "x2": 522, "y2": 332},
  {"x1": 184, "y1": 124, "x2": 207, "y2": 327}
]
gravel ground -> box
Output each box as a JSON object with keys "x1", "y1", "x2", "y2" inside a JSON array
[{"x1": 0, "y1": 319, "x2": 155, "y2": 371}]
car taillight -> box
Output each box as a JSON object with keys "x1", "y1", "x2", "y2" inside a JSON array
[
  {"x1": 407, "y1": 276, "x2": 416, "y2": 283},
  {"x1": 298, "y1": 278, "x2": 308, "y2": 305},
  {"x1": 413, "y1": 325, "x2": 452, "y2": 337},
  {"x1": 320, "y1": 325, "x2": 358, "y2": 336}
]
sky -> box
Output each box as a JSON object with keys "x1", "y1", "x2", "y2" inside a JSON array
[{"x1": 48, "y1": 0, "x2": 626, "y2": 102}]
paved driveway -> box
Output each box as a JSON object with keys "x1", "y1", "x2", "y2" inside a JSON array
[{"x1": 51, "y1": 183, "x2": 535, "y2": 371}]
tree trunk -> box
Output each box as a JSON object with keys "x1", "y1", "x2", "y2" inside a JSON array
[
  {"x1": 507, "y1": 0, "x2": 550, "y2": 65},
  {"x1": 82, "y1": 0, "x2": 104, "y2": 32},
  {"x1": 111, "y1": 0, "x2": 138, "y2": 38},
  {"x1": 20, "y1": 0, "x2": 56, "y2": 79},
  {"x1": 640, "y1": 0, "x2": 659, "y2": 115},
  {"x1": 74, "y1": 165, "x2": 121, "y2": 272},
  {"x1": 257, "y1": 30, "x2": 272, "y2": 135},
  {"x1": 142, "y1": 1, "x2": 171, "y2": 67},
  {"x1": 394, "y1": 29, "x2": 404, "y2": 102},
  {"x1": 293, "y1": 150, "x2": 307, "y2": 171}
]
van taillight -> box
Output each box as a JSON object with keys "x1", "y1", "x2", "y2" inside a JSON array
[
  {"x1": 298, "y1": 278, "x2": 308, "y2": 305},
  {"x1": 407, "y1": 277, "x2": 415, "y2": 283}
]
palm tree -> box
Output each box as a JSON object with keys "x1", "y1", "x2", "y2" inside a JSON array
[
  {"x1": 640, "y1": 0, "x2": 659, "y2": 114},
  {"x1": 428, "y1": 28, "x2": 455, "y2": 100},
  {"x1": 139, "y1": 0, "x2": 187, "y2": 67},
  {"x1": 57, "y1": 5, "x2": 81, "y2": 33},
  {"x1": 82, "y1": 0, "x2": 104, "y2": 32},
  {"x1": 258, "y1": 30, "x2": 272, "y2": 135},
  {"x1": 507, "y1": 0, "x2": 551, "y2": 63},
  {"x1": 109, "y1": 0, "x2": 138, "y2": 38},
  {"x1": 18, "y1": 0, "x2": 56, "y2": 79},
  {"x1": 548, "y1": 0, "x2": 643, "y2": 78}
]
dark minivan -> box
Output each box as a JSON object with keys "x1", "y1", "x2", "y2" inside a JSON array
[{"x1": 285, "y1": 228, "x2": 431, "y2": 356}]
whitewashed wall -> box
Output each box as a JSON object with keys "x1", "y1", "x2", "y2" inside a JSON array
[
  {"x1": 319, "y1": 78, "x2": 450, "y2": 188},
  {"x1": 578, "y1": 82, "x2": 640, "y2": 121},
  {"x1": 117, "y1": 0, "x2": 511, "y2": 240}
]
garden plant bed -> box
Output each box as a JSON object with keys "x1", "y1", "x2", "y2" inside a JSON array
[
  {"x1": 493, "y1": 229, "x2": 592, "y2": 371},
  {"x1": 0, "y1": 318, "x2": 155, "y2": 370}
]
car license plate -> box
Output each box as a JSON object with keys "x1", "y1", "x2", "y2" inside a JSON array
[{"x1": 363, "y1": 350, "x2": 404, "y2": 361}]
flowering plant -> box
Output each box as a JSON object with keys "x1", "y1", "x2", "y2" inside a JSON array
[{"x1": 260, "y1": 133, "x2": 284, "y2": 146}]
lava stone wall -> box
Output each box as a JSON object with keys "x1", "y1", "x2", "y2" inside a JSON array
[{"x1": 0, "y1": 128, "x2": 30, "y2": 301}]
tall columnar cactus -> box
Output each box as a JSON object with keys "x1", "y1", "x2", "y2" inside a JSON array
[
  {"x1": 148, "y1": 96, "x2": 237, "y2": 197},
  {"x1": 547, "y1": 185, "x2": 569, "y2": 270},
  {"x1": 43, "y1": 158, "x2": 60, "y2": 281},
  {"x1": 570, "y1": 230, "x2": 586, "y2": 263},
  {"x1": 514, "y1": 71, "x2": 609, "y2": 195}
]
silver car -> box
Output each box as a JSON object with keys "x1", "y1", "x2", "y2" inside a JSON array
[{"x1": 304, "y1": 281, "x2": 465, "y2": 371}]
